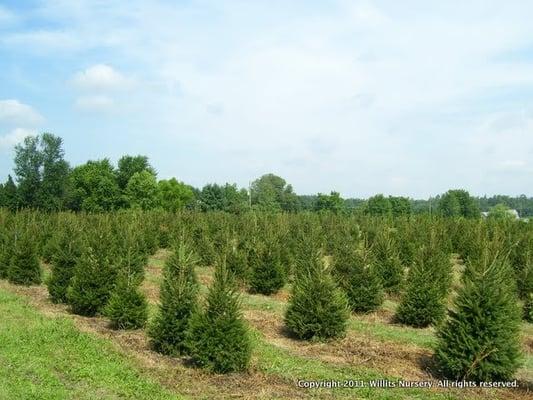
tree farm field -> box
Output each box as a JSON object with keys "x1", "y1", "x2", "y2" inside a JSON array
[{"x1": 1, "y1": 211, "x2": 532, "y2": 400}]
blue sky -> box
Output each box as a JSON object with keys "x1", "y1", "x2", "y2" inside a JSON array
[{"x1": 1, "y1": 0, "x2": 533, "y2": 198}]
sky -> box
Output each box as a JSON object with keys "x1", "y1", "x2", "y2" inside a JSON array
[{"x1": 1, "y1": 0, "x2": 533, "y2": 198}]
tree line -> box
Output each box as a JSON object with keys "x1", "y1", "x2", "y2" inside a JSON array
[{"x1": 0, "y1": 133, "x2": 531, "y2": 216}]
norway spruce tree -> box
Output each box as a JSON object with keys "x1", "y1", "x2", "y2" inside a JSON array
[
  {"x1": 524, "y1": 293, "x2": 533, "y2": 323},
  {"x1": 395, "y1": 243, "x2": 451, "y2": 327},
  {"x1": 104, "y1": 271, "x2": 148, "y2": 329},
  {"x1": 249, "y1": 240, "x2": 286, "y2": 295},
  {"x1": 285, "y1": 250, "x2": 349, "y2": 340},
  {"x1": 187, "y1": 262, "x2": 251, "y2": 373},
  {"x1": 148, "y1": 243, "x2": 199, "y2": 355},
  {"x1": 67, "y1": 246, "x2": 117, "y2": 316},
  {"x1": 0, "y1": 231, "x2": 12, "y2": 279},
  {"x1": 434, "y1": 252, "x2": 522, "y2": 381},
  {"x1": 372, "y1": 232, "x2": 405, "y2": 295},
  {"x1": 8, "y1": 229, "x2": 42, "y2": 285},
  {"x1": 47, "y1": 224, "x2": 82, "y2": 303},
  {"x1": 345, "y1": 247, "x2": 384, "y2": 313}
]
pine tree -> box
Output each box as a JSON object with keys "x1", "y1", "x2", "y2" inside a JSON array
[
  {"x1": 395, "y1": 244, "x2": 451, "y2": 327},
  {"x1": 0, "y1": 230, "x2": 12, "y2": 279},
  {"x1": 47, "y1": 224, "x2": 82, "y2": 303},
  {"x1": 187, "y1": 262, "x2": 251, "y2": 373},
  {"x1": 148, "y1": 243, "x2": 199, "y2": 355},
  {"x1": 524, "y1": 293, "x2": 533, "y2": 323},
  {"x1": 372, "y1": 232, "x2": 405, "y2": 295},
  {"x1": 67, "y1": 246, "x2": 117, "y2": 316},
  {"x1": 434, "y1": 252, "x2": 522, "y2": 381},
  {"x1": 285, "y1": 250, "x2": 349, "y2": 340},
  {"x1": 344, "y1": 247, "x2": 384, "y2": 313},
  {"x1": 249, "y1": 240, "x2": 286, "y2": 295},
  {"x1": 8, "y1": 229, "x2": 42, "y2": 285},
  {"x1": 104, "y1": 271, "x2": 148, "y2": 329}
]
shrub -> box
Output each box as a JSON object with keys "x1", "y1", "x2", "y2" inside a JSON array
[
  {"x1": 187, "y1": 262, "x2": 251, "y2": 373},
  {"x1": 524, "y1": 293, "x2": 533, "y2": 323},
  {"x1": 434, "y1": 252, "x2": 522, "y2": 381},
  {"x1": 8, "y1": 229, "x2": 42, "y2": 285},
  {"x1": 148, "y1": 243, "x2": 199, "y2": 355},
  {"x1": 345, "y1": 248, "x2": 383, "y2": 313},
  {"x1": 104, "y1": 272, "x2": 148, "y2": 329},
  {"x1": 285, "y1": 250, "x2": 349, "y2": 340}
]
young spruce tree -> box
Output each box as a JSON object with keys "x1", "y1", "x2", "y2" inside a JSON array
[
  {"x1": 47, "y1": 224, "x2": 82, "y2": 303},
  {"x1": 434, "y1": 252, "x2": 522, "y2": 381},
  {"x1": 395, "y1": 243, "x2": 451, "y2": 327},
  {"x1": 148, "y1": 243, "x2": 199, "y2": 355},
  {"x1": 8, "y1": 228, "x2": 42, "y2": 285},
  {"x1": 187, "y1": 261, "x2": 251, "y2": 373},
  {"x1": 249, "y1": 239, "x2": 286, "y2": 295},
  {"x1": 285, "y1": 249, "x2": 349, "y2": 340},
  {"x1": 104, "y1": 270, "x2": 148, "y2": 330}
]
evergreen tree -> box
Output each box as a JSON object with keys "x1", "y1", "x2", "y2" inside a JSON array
[
  {"x1": 341, "y1": 245, "x2": 383, "y2": 313},
  {"x1": 7, "y1": 228, "x2": 42, "y2": 285},
  {"x1": 372, "y1": 232, "x2": 405, "y2": 294},
  {"x1": 3, "y1": 175, "x2": 19, "y2": 211},
  {"x1": 148, "y1": 243, "x2": 199, "y2": 355},
  {"x1": 434, "y1": 252, "x2": 522, "y2": 381},
  {"x1": 249, "y1": 239, "x2": 286, "y2": 295},
  {"x1": 187, "y1": 262, "x2": 251, "y2": 373},
  {"x1": 285, "y1": 250, "x2": 349, "y2": 340},
  {"x1": 524, "y1": 293, "x2": 533, "y2": 323},
  {"x1": 104, "y1": 272, "x2": 148, "y2": 329},
  {"x1": 0, "y1": 230, "x2": 12, "y2": 279},
  {"x1": 395, "y1": 243, "x2": 451, "y2": 327},
  {"x1": 67, "y1": 246, "x2": 117, "y2": 316},
  {"x1": 47, "y1": 223, "x2": 83, "y2": 303}
]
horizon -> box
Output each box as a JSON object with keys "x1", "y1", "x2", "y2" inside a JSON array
[{"x1": 1, "y1": 1, "x2": 533, "y2": 198}]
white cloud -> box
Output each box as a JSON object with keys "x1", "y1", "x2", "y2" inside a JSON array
[
  {"x1": 71, "y1": 64, "x2": 131, "y2": 91},
  {"x1": 74, "y1": 95, "x2": 115, "y2": 112},
  {"x1": 0, "y1": 100, "x2": 44, "y2": 125},
  {"x1": 0, "y1": 128, "x2": 35, "y2": 151}
]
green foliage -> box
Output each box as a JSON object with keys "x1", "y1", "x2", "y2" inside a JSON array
[
  {"x1": 104, "y1": 272, "x2": 148, "y2": 330},
  {"x1": 187, "y1": 262, "x2": 251, "y2": 373},
  {"x1": 198, "y1": 183, "x2": 249, "y2": 213},
  {"x1": 438, "y1": 189, "x2": 479, "y2": 218},
  {"x1": 47, "y1": 223, "x2": 83, "y2": 303},
  {"x1": 149, "y1": 243, "x2": 199, "y2": 355},
  {"x1": 249, "y1": 240, "x2": 286, "y2": 295},
  {"x1": 285, "y1": 251, "x2": 349, "y2": 340},
  {"x1": 314, "y1": 191, "x2": 345, "y2": 214},
  {"x1": 337, "y1": 245, "x2": 384, "y2": 313},
  {"x1": 2, "y1": 175, "x2": 19, "y2": 211},
  {"x1": 66, "y1": 159, "x2": 120, "y2": 212},
  {"x1": 7, "y1": 229, "x2": 42, "y2": 285},
  {"x1": 372, "y1": 232, "x2": 404, "y2": 294},
  {"x1": 389, "y1": 196, "x2": 412, "y2": 216},
  {"x1": 251, "y1": 173, "x2": 300, "y2": 212},
  {"x1": 116, "y1": 155, "x2": 156, "y2": 190},
  {"x1": 365, "y1": 194, "x2": 392, "y2": 216},
  {"x1": 524, "y1": 293, "x2": 533, "y2": 322},
  {"x1": 13, "y1": 136, "x2": 42, "y2": 208},
  {"x1": 67, "y1": 246, "x2": 117, "y2": 316},
  {"x1": 395, "y1": 243, "x2": 451, "y2": 327},
  {"x1": 434, "y1": 252, "x2": 522, "y2": 381},
  {"x1": 158, "y1": 178, "x2": 194, "y2": 211},
  {"x1": 125, "y1": 170, "x2": 160, "y2": 210},
  {"x1": 488, "y1": 203, "x2": 514, "y2": 220}
]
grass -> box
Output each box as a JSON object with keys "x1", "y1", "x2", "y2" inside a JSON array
[{"x1": 0, "y1": 288, "x2": 182, "y2": 400}]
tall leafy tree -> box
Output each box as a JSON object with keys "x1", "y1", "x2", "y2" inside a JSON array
[
  {"x1": 158, "y1": 178, "x2": 194, "y2": 212},
  {"x1": 439, "y1": 189, "x2": 479, "y2": 218},
  {"x1": 389, "y1": 196, "x2": 412, "y2": 216},
  {"x1": 365, "y1": 194, "x2": 392, "y2": 216},
  {"x1": 125, "y1": 170, "x2": 160, "y2": 210},
  {"x1": 66, "y1": 159, "x2": 120, "y2": 212},
  {"x1": 315, "y1": 191, "x2": 345, "y2": 214},
  {"x1": 115, "y1": 155, "x2": 155, "y2": 190},
  {"x1": 37, "y1": 133, "x2": 70, "y2": 210},
  {"x1": 251, "y1": 173, "x2": 299, "y2": 212},
  {"x1": 13, "y1": 135, "x2": 41, "y2": 208}
]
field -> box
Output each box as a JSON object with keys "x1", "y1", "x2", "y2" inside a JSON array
[{"x1": 1, "y1": 211, "x2": 533, "y2": 399}]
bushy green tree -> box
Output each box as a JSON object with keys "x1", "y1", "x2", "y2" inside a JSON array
[
  {"x1": 116, "y1": 155, "x2": 155, "y2": 190},
  {"x1": 7, "y1": 229, "x2": 42, "y2": 285},
  {"x1": 47, "y1": 224, "x2": 83, "y2": 303},
  {"x1": 285, "y1": 250, "x2": 349, "y2": 340},
  {"x1": 372, "y1": 232, "x2": 404, "y2": 294},
  {"x1": 104, "y1": 272, "x2": 148, "y2": 329},
  {"x1": 125, "y1": 170, "x2": 160, "y2": 210},
  {"x1": 0, "y1": 230, "x2": 13, "y2": 279},
  {"x1": 2, "y1": 175, "x2": 19, "y2": 211},
  {"x1": 434, "y1": 253, "x2": 522, "y2": 381},
  {"x1": 251, "y1": 173, "x2": 300, "y2": 212},
  {"x1": 395, "y1": 244, "x2": 451, "y2": 327},
  {"x1": 249, "y1": 240, "x2": 286, "y2": 295},
  {"x1": 365, "y1": 194, "x2": 392, "y2": 216},
  {"x1": 187, "y1": 262, "x2": 251, "y2": 372},
  {"x1": 158, "y1": 178, "x2": 194, "y2": 211},
  {"x1": 524, "y1": 293, "x2": 533, "y2": 323},
  {"x1": 315, "y1": 191, "x2": 345, "y2": 214},
  {"x1": 67, "y1": 246, "x2": 117, "y2": 316},
  {"x1": 438, "y1": 189, "x2": 479, "y2": 218},
  {"x1": 149, "y1": 244, "x2": 199, "y2": 355},
  {"x1": 389, "y1": 196, "x2": 412, "y2": 216},
  {"x1": 488, "y1": 203, "x2": 514, "y2": 220}
]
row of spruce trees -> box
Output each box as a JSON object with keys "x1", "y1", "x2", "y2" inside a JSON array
[{"x1": 0, "y1": 208, "x2": 530, "y2": 380}]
